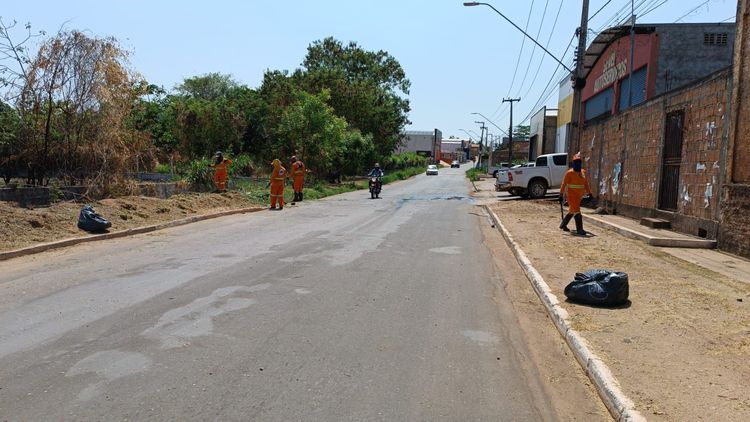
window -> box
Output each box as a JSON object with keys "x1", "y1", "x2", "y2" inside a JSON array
[
  {"x1": 552, "y1": 154, "x2": 567, "y2": 166},
  {"x1": 619, "y1": 66, "x2": 648, "y2": 111},
  {"x1": 536, "y1": 156, "x2": 548, "y2": 167},
  {"x1": 704, "y1": 32, "x2": 728, "y2": 46},
  {"x1": 585, "y1": 87, "x2": 614, "y2": 120}
]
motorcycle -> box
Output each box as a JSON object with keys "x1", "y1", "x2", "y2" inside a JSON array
[{"x1": 368, "y1": 176, "x2": 382, "y2": 199}]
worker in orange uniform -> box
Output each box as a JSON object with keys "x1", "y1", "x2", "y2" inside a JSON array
[
  {"x1": 209, "y1": 151, "x2": 232, "y2": 192},
  {"x1": 268, "y1": 158, "x2": 287, "y2": 210},
  {"x1": 289, "y1": 155, "x2": 306, "y2": 204},
  {"x1": 559, "y1": 152, "x2": 593, "y2": 236}
]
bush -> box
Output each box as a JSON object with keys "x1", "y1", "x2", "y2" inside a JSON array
[
  {"x1": 185, "y1": 158, "x2": 212, "y2": 187},
  {"x1": 465, "y1": 168, "x2": 483, "y2": 182},
  {"x1": 229, "y1": 154, "x2": 254, "y2": 177},
  {"x1": 384, "y1": 152, "x2": 428, "y2": 170},
  {"x1": 155, "y1": 163, "x2": 172, "y2": 174}
]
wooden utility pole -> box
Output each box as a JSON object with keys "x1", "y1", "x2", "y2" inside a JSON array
[
  {"x1": 569, "y1": 0, "x2": 590, "y2": 155},
  {"x1": 503, "y1": 97, "x2": 521, "y2": 163}
]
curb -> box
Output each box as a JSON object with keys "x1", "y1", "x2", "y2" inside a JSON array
[
  {"x1": 585, "y1": 214, "x2": 716, "y2": 249},
  {"x1": 483, "y1": 205, "x2": 646, "y2": 422},
  {"x1": 0, "y1": 207, "x2": 263, "y2": 262}
]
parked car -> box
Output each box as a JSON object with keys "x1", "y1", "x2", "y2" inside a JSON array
[
  {"x1": 495, "y1": 153, "x2": 569, "y2": 198},
  {"x1": 426, "y1": 164, "x2": 439, "y2": 175},
  {"x1": 451, "y1": 160, "x2": 460, "y2": 168},
  {"x1": 488, "y1": 162, "x2": 511, "y2": 178}
]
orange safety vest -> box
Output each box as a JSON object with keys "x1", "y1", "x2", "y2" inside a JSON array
[
  {"x1": 210, "y1": 159, "x2": 232, "y2": 179},
  {"x1": 291, "y1": 161, "x2": 305, "y2": 179},
  {"x1": 271, "y1": 167, "x2": 287, "y2": 183}
]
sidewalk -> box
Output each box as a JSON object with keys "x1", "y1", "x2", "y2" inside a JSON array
[{"x1": 472, "y1": 179, "x2": 750, "y2": 421}]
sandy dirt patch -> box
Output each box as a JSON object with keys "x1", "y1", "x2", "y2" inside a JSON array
[
  {"x1": 486, "y1": 197, "x2": 750, "y2": 421},
  {"x1": 0, "y1": 192, "x2": 261, "y2": 253}
]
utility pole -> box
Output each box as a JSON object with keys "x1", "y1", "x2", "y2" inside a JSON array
[
  {"x1": 569, "y1": 0, "x2": 590, "y2": 155},
  {"x1": 487, "y1": 133, "x2": 494, "y2": 170},
  {"x1": 503, "y1": 97, "x2": 521, "y2": 164},
  {"x1": 627, "y1": 0, "x2": 635, "y2": 109},
  {"x1": 474, "y1": 121, "x2": 487, "y2": 168}
]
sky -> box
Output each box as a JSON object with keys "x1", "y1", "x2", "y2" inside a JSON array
[{"x1": 2, "y1": 0, "x2": 739, "y2": 141}]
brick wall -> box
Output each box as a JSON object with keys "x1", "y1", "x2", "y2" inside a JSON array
[
  {"x1": 719, "y1": 0, "x2": 750, "y2": 259},
  {"x1": 580, "y1": 68, "x2": 731, "y2": 239}
]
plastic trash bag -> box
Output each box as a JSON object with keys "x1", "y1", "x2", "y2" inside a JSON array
[
  {"x1": 564, "y1": 269, "x2": 629, "y2": 306},
  {"x1": 77, "y1": 205, "x2": 112, "y2": 232}
]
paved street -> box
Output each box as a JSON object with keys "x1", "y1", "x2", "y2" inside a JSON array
[{"x1": 1, "y1": 166, "x2": 567, "y2": 421}]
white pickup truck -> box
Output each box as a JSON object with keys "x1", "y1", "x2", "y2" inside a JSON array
[{"x1": 495, "y1": 153, "x2": 569, "y2": 198}]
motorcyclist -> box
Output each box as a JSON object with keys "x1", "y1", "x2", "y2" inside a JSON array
[
  {"x1": 367, "y1": 163, "x2": 384, "y2": 199},
  {"x1": 368, "y1": 163, "x2": 384, "y2": 178}
]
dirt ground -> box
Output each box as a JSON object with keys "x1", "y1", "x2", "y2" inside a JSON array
[
  {"x1": 0, "y1": 192, "x2": 261, "y2": 252},
  {"x1": 483, "y1": 194, "x2": 750, "y2": 421}
]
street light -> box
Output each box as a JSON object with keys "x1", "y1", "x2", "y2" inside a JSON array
[
  {"x1": 459, "y1": 129, "x2": 476, "y2": 139},
  {"x1": 463, "y1": 2, "x2": 573, "y2": 74},
  {"x1": 471, "y1": 112, "x2": 508, "y2": 136}
]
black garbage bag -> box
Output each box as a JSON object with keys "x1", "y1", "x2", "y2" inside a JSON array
[
  {"x1": 77, "y1": 205, "x2": 112, "y2": 232},
  {"x1": 564, "y1": 269, "x2": 629, "y2": 306}
]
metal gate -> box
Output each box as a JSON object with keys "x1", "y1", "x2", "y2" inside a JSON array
[{"x1": 658, "y1": 111, "x2": 684, "y2": 210}]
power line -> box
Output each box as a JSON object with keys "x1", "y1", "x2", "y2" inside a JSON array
[
  {"x1": 506, "y1": 0, "x2": 537, "y2": 99},
  {"x1": 675, "y1": 0, "x2": 711, "y2": 22},
  {"x1": 522, "y1": 0, "x2": 566, "y2": 100},
  {"x1": 518, "y1": 35, "x2": 576, "y2": 124},
  {"x1": 516, "y1": 0, "x2": 552, "y2": 96},
  {"x1": 491, "y1": 1, "x2": 537, "y2": 122},
  {"x1": 640, "y1": 0, "x2": 669, "y2": 18},
  {"x1": 589, "y1": 0, "x2": 614, "y2": 22}
]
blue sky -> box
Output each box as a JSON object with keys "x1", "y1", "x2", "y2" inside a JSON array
[{"x1": 2, "y1": 0, "x2": 738, "y2": 140}]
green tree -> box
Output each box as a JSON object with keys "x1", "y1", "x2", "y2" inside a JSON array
[
  {"x1": 296, "y1": 37, "x2": 411, "y2": 158},
  {"x1": 176, "y1": 73, "x2": 239, "y2": 101},
  {"x1": 0, "y1": 101, "x2": 20, "y2": 183},
  {"x1": 513, "y1": 125, "x2": 530, "y2": 138}
]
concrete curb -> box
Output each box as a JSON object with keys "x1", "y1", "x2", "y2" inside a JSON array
[
  {"x1": 0, "y1": 207, "x2": 263, "y2": 262},
  {"x1": 483, "y1": 205, "x2": 646, "y2": 422},
  {"x1": 585, "y1": 214, "x2": 716, "y2": 249}
]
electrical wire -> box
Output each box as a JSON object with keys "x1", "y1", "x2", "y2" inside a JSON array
[
  {"x1": 517, "y1": 35, "x2": 576, "y2": 125},
  {"x1": 516, "y1": 0, "x2": 552, "y2": 96},
  {"x1": 640, "y1": 0, "x2": 669, "y2": 18},
  {"x1": 589, "y1": 0, "x2": 614, "y2": 22},
  {"x1": 506, "y1": 0, "x2": 537, "y2": 101},
  {"x1": 521, "y1": 0, "x2": 566, "y2": 100},
  {"x1": 675, "y1": 0, "x2": 711, "y2": 22}
]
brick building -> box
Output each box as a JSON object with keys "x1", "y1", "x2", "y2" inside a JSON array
[
  {"x1": 571, "y1": 20, "x2": 750, "y2": 257},
  {"x1": 720, "y1": 0, "x2": 750, "y2": 258},
  {"x1": 580, "y1": 68, "x2": 731, "y2": 239}
]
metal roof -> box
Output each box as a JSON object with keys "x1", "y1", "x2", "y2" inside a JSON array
[{"x1": 583, "y1": 25, "x2": 656, "y2": 80}]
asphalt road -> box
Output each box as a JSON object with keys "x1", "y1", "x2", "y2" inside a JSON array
[{"x1": 0, "y1": 165, "x2": 559, "y2": 421}]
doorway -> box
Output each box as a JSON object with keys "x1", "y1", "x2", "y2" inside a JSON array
[{"x1": 658, "y1": 111, "x2": 684, "y2": 211}]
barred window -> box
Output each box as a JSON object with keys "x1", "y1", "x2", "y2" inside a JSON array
[{"x1": 704, "y1": 32, "x2": 728, "y2": 46}]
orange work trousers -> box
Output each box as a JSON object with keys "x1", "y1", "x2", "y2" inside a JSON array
[
  {"x1": 292, "y1": 176, "x2": 304, "y2": 193},
  {"x1": 270, "y1": 182, "x2": 285, "y2": 208},
  {"x1": 214, "y1": 173, "x2": 227, "y2": 191},
  {"x1": 566, "y1": 191, "x2": 584, "y2": 214}
]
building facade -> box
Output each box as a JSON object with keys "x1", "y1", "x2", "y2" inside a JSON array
[
  {"x1": 529, "y1": 107, "x2": 558, "y2": 160},
  {"x1": 397, "y1": 130, "x2": 442, "y2": 160},
  {"x1": 580, "y1": 23, "x2": 735, "y2": 125},
  {"x1": 571, "y1": 20, "x2": 750, "y2": 257}
]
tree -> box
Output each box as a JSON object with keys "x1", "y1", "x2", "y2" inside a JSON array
[
  {"x1": 176, "y1": 72, "x2": 238, "y2": 101},
  {"x1": 297, "y1": 37, "x2": 411, "y2": 158},
  {"x1": 10, "y1": 28, "x2": 148, "y2": 188},
  {"x1": 0, "y1": 101, "x2": 20, "y2": 183},
  {"x1": 513, "y1": 125, "x2": 530, "y2": 139}
]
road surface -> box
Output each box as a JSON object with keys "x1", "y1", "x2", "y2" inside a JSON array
[{"x1": 0, "y1": 165, "x2": 587, "y2": 420}]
